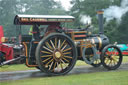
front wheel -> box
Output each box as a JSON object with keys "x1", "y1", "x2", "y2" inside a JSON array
[
  {"x1": 36, "y1": 33, "x2": 77, "y2": 75},
  {"x1": 101, "y1": 45, "x2": 123, "y2": 70}
]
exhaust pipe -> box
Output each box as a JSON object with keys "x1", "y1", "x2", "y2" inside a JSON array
[{"x1": 97, "y1": 10, "x2": 104, "y2": 34}]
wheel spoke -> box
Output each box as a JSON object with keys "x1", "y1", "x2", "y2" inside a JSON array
[
  {"x1": 106, "y1": 51, "x2": 111, "y2": 56},
  {"x1": 43, "y1": 46, "x2": 53, "y2": 52},
  {"x1": 113, "y1": 52, "x2": 118, "y2": 56},
  {"x1": 41, "y1": 51, "x2": 52, "y2": 54},
  {"x1": 58, "y1": 39, "x2": 61, "y2": 49},
  {"x1": 55, "y1": 38, "x2": 57, "y2": 48},
  {"x1": 42, "y1": 57, "x2": 51, "y2": 63},
  {"x1": 112, "y1": 57, "x2": 118, "y2": 62},
  {"x1": 108, "y1": 60, "x2": 112, "y2": 66},
  {"x1": 41, "y1": 54, "x2": 52, "y2": 58},
  {"x1": 64, "y1": 56, "x2": 72, "y2": 59},
  {"x1": 111, "y1": 60, "x2": 113, "y2": 66},
  {"x1": 46, "y1": 42, "x2": 53, "y2": 50},
  {"x1": 105, "y1": 58, "x2": 109, "y2": 64},
  {"x1": 62, "y1": 57, "x2": 70, "y2": 63},
  {"x1": 116, "y1": 55, "x2": 120, "y2": 58},
  {"x1": 49, "y1": 61, "x2": 54, "y2": 70},
  {"x1": 112, "y1": 48, "x2": 117, "y2": 56},
  {"x1": 45, "y1": 59, "x2": 54, "y2": 66},
  {"x1": 61, "y1": 44, "x2": 68, "y2": 51},
  {"x1": 113, "y1": 59, "x2": 117, "y2": 65},
  {"x1": 63, "y1": 47, "x2": 72, "y2": 52},
  {"x1": 60, "y1": 40, "x2": 66, "y2": 49},
  {"x1": 60, "y1": 61, "x2": 63, "y2": 70},
  {"x1": 53, "y1": 62, "x2": 57, "y2": 72},
  {"x1": 60, "y1": 59, "x2": 67, "y2": 67},
  {"x1": 57, "y1": 62, "x2": 59, "y2": 72},
  {"x1": 63, "y1": 52, "x2": 71, "y2": 55},
  {"x1": 60, "y1": 59, "x2": 66, "y2": 65},
  {"x1": 112, "y1": 60, "x2": 115, "y2": 66},
  {"x1": 50, "y1": 40, "x2": 55, "y2": 49}
]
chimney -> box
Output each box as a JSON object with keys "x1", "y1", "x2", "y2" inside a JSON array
[{"x1": 97, "y1": 10, "x2": 104, "y2": 34}]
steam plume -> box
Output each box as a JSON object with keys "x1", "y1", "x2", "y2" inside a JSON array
[
  {"x1": 80, "y1": 15, "x2": 92, "y2": 25},
  {"x1": 104, "y1": 0, "x2": 128, "y2": 22}
]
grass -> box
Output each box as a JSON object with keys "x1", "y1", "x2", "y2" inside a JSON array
[
  {"x1": 0, "y1": 64, "x2": 36, "y2": 72},
  {"x1": 0, "y1": 56, "x2": 128, "y2": 72},
  {"x1": 122, "y1": 56, "x2": 128, "y2": 63},
  {"x1": 1, "y1": 70, "x2": 128, "y2": 85}
]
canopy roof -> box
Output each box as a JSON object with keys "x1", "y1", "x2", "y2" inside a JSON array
[{"x1": 14, "y1": 15, "x2": 75, "y2": 25}]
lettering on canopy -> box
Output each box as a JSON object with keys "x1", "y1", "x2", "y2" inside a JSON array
[{"x1": 20, "y1": 18, "x2": 73, "y2": 22}]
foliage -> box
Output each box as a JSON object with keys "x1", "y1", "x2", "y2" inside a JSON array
[
  {"x1": 104, "y1": 12, "x2": 128, "y2": 43},
  {"x1": 0, "y1": 0, "x2": 66, "y2": 37},
  {"x1": 115, "y1": 12, "x2": 128, "y2": 43}
]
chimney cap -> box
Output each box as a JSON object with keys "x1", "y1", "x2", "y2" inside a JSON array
[{"x1": 97, "y1": 10, "x2": 104, "y2": 14}]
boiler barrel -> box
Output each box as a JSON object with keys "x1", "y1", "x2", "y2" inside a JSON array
[{"x1": 90, "y1": 35, "x2": 109, "y2": 50}]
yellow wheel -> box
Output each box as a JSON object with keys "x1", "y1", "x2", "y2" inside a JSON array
[
  {"x1": 36, "y1": 33, "x2": 77, "y2": 75},
  {"x1": 101, "y1": 45, "x2": 123, "y2": 70}
]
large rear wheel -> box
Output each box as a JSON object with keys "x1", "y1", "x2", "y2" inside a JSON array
[{"x1": 36, "y1": 33, "x2": 77, "y2": 75}]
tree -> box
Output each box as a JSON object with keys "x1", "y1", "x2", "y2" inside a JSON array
[
  {"x1": 115, "y1": 12, "x2": 128, "y2": 43},
  {"x1": 0, "y1": 0, "x2": 18, "y2": 36},
  {"x1": 0, "y1": 0, "x2": 66, "y2": 36}
]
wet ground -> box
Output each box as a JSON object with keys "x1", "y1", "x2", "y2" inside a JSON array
[{"x1": 0, "y1": 63, "x2": 128, "y2": 82}]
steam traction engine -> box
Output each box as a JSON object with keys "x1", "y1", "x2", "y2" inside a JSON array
[{"x1": 0, "y1": 11, "x2": 122, "y2": 75}]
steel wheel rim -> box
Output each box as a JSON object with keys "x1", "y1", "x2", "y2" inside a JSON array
[
  {"x1": 38, "y1": 34, "x2": 76, "y2": 74},
  {"x1": 103, "y1": 47, "x2": 121, "y2": 67}
]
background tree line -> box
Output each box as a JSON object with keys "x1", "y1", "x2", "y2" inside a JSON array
[{"x1": 0, "y1": 0, "x2": 128, "y2": 43}]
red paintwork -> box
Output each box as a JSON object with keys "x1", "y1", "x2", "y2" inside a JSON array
[
  {"x1": 0, "y1": 44, "x2": 14, "y2": 60},
  {"x1": 74, "y1": 35, "x2": 87, "y2": 37},
  {"x1": 106, "y1": 52, "x2": 128, "y2": 56},
  {"x1": 122, "y1": 52, "x2": 128, "y2": 55},
  {"x1": 0, "y1": 26, "x2": 4, "y2": 43},
  {"x1": 0, "y1": 26, "x2": 14, "y2": 60},
  {"x1": 96, "y1": 51, "x2": 128, "y2": 55}
]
